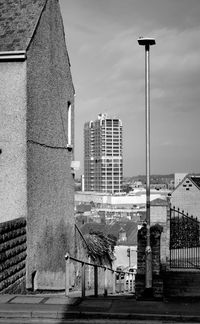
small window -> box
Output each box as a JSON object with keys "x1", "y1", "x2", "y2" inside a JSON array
[
  {"x1": 67, "y1": 102, "x2": 72, "y2": 149},
  {"x1": 186, "y1": 188, "x2": 189, "y2": 191}
]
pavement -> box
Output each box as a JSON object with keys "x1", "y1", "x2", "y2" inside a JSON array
[{"x1": 0, "y1": 292, "x2": 200, "y2": 323}]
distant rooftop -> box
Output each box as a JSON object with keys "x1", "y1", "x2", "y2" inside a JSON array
[
  {"x1": 150, "y1": 198, "x2": 168, "y2": 206},
  {"x1": 80, "y1": 221, "x2": 138, "y2": 246}
]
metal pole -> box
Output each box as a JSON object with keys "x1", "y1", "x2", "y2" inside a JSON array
[
  {"x1": 138, "y1": 37, "x2": 155, "y2": 291},
  {"x1": 145, "y1": 44, "x2": 152, "y2": 289},
  {"x1": 81, "y1": 262, "x2": 86, "y2": 298},
  {"x1": 104, "y1": 267, "x2": 108, "y2": 296},
  {"x1": 65, "y1": 253, "x2": 70, "y2": 297},
  {"x1": 112, "y1": 270, "x2": 116, "y2": 294},
  {"x1": 94, "y1": 265, "x2": 98, "y2": 297}
]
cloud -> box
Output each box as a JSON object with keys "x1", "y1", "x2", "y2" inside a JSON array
[
  {"x1": 99, "y1": 25, "x2": 200, "y2": 117},
  {"x1": 60, "y1": 0, "x2": 200, "y2": 176}
]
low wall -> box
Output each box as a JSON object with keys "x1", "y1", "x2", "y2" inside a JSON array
[
  {"x1": 0, "y1": 217, "x2": 27, "y2": 293},
  {"x1": 163, "y1": 271, "x2": 200, "y2": 298}
]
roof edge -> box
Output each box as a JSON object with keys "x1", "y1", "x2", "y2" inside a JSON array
[
  {"x1": 171, "y1": 174, "x2": 189, "y2": 194},
  {"x1": 188, "y1": 175, "x2": 200, "y2": 190},
  {"x1": 171, "y1": 173, "x2": 200, "y2": 194},
  {"x1": 0, "y1": 51, "x2": 26, "y2": 61},
  {"x1": 26, "y1": 0, "x2": 48, "y2": 52}
]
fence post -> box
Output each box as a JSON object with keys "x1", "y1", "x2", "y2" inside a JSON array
[
  {"x1": 81, "y1": 262, "x2": 86, "y2": 298},
  {"x1": 128, "y1": 273, "x2": 130, "y2": 292},
  {"x1": 132, "y1": 274, "x2": 135, "y2": 292},
  {"x1": 65, "y1": 253, "x2": 70, "y2": 297},
  {"x1": 119, "y1": 273, "x2": 121, "y2": 293},
  {"x1": 112, "y1": 270, "x2": 116, "y2": 295},
  {"x1": 94, "y1": 265, "x2": 98, "y2": 297},
  {"x1": 123, "y1": 274, "x2": 126, "y2": 292},
  {"x1": 104, "y1": 267, "x2": 108, "y2": 296}
]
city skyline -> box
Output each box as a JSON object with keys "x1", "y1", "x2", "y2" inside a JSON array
[{"x1": 60, "y1": 0, "x2": 200, "y2": 177}]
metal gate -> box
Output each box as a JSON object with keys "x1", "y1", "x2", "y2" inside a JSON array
[{"x1": 170, "y1": 207, "x2": 200, "y2": 269}]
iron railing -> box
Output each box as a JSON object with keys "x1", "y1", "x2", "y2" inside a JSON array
[
  {"x1": 170, "y1": 207, "x2": 200, "y2": 269},
  {"x1": 65, "y1": 253, "x2": 135, "y2": 298}
]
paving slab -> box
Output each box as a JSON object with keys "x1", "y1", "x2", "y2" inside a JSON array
[
  {"x1": 0, "y1": 311, "x2": 31, "y2": 318},
  {"x1": 31, "y1": 311, "x2": 59, "y2": 319},
  {"x1": 0, "y1": 295, "x2": 15, "y2": 303},
  {"x1": 80, "y1": 299, "x2": 112, "y2": 309},
  {"x1": 44, "y1": 297, "x2": 76, "y2": 305},
  {"x1": 0, "y1": 294, "x2": 200, "y2": 323},
  {"x1": 10, "y1": 296, "x2": 44, "y2": 304}
]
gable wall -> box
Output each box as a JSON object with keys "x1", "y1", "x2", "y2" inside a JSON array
[
  {"x1": 26, "y1": 0, "x2": 75, "y2": 290},
  {"x1": 171, "y1": 178, "x2": 200, "y2": 219}
]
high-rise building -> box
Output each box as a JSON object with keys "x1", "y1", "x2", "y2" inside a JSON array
[{"x1": 84, "y1": 113, "x2": 123, "y2": 193}]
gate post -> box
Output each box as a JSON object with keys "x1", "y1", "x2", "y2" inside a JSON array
[
  {"x1": 104, "y1": 267, "x2": 108, "y2": 296},
  {"x1": 135, "y1": 224, "x2": 163, "y2": 300},
  {"x1": 165, "y1": 205, "x2": 171, "y2": 271},
  {"x1": 94, "y1": 265, "x2": 98, "y2": 297}
]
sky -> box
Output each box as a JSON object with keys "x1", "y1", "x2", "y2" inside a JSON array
[{"x1": 59, "y1": 0, "x2": 200, "y2": 177}]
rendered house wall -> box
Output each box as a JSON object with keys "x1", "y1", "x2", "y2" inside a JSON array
[
  {"x1": 0, "y1": 61, "x2": 27, "y2": 293},
  {"x1": 0, "y1": 62, "x2": 27, "y2": 223},
  {"x1": 26, "y1": 0, "x2": 75, "y2": 290}
]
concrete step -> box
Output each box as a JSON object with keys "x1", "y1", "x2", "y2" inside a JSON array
[{"x1": 0, "y1": 319, "x2": 175, "y2": 324}]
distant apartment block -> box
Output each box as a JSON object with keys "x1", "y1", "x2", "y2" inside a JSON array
[{"x1": 84, "y1": 113, "x2": 123, "y2": 193}]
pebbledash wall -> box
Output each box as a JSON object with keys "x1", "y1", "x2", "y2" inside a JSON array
[
  {"x1": 0, "y1": 0, "x2": 75, "y2": 293},
  {"x1": 26, "y1": 0, "x2": 75, "y2": 291}
]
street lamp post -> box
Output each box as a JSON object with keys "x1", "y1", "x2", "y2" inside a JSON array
[{"x1": 138, "y1": 37, "x2": 156, "y2": 290}]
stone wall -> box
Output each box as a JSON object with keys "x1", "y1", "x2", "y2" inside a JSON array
[
  {"x1": 0, "y1": 218, "x2": 27, "y2": 293},
  {"x1": 135, "y1": 224, "x2": 163, "y2": 300}
]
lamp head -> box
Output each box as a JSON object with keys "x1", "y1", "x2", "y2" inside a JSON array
[{"x1": 138, "y1": 37, "x2": 156, "y2": 46}]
